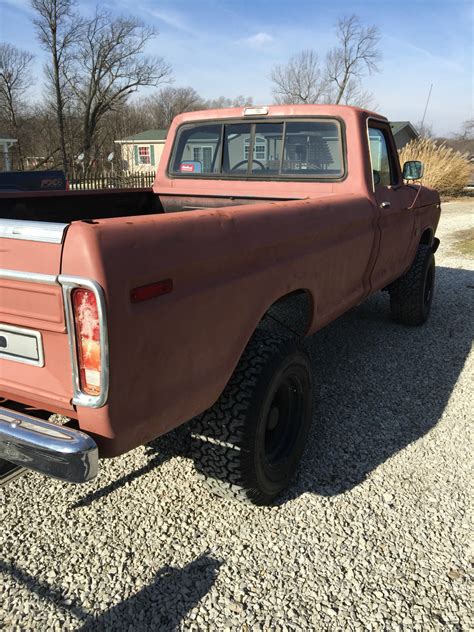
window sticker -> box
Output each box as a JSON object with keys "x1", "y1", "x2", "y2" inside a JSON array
[{"x1": 179, "y1": 161, "x2": 202, "y2": 173}]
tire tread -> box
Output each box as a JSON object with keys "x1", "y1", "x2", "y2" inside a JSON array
[
  {"x1": 191, "y1": 331, "x2": 309, "y2": 504},
  {"x1": 388, "y1": 244, "x2": 435, "y2": 326}
]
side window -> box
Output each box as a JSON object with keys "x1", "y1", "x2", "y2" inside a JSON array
[{"x1": 368, "y1": 127, "x2": 393, "y2": 186}]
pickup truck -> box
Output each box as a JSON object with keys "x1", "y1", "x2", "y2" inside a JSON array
[{"x1": 0, "y1": 104, "x2": 440, "y2": 505}]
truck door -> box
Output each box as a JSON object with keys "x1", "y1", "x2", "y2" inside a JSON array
[{"x1": 368, "y1": 121, "x2": 417, "y2": 290}]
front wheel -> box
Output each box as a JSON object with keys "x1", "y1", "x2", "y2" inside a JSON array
[
  {"x1": 190, "y1": 333, "x2": 314, "y2": 505},
  {"x1": 388, "y1": 244, "x2": 435, "y2": 326}
]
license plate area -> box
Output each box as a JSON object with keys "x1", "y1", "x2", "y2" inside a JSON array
[{"x1": 0, "y1": 324, "x2": 44, "y2": 367}]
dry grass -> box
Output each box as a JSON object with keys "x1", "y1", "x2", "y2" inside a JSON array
[
  {"x1": 451, "y1": 228, "x2": 474, "y2": 258},
  {"x1": 398, "y1": 138, "x2": 471, "y2": 196}
]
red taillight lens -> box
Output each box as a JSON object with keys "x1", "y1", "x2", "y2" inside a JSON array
[{"x1": 72, "y1": 288, "x2": 101, "y2": 396}]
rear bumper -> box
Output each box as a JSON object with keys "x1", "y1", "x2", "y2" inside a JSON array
[{"x1": 0, "y1": 407, "x2": 98, "y2": 483}]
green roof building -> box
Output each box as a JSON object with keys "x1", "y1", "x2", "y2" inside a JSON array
[
  {"x1": 114, "y1": 129, "x2": 168, "y2": 172},
  {"x1": 390, "y1": 121, "x2": 419, "y2": 149}
]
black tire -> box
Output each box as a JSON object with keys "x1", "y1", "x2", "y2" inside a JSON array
[
  {"x1": 190, "y1": 332, "x2": 314, "y2": 505},
  {"x1": 388, "y1": 244, "x2": 435, "y2": 326}
]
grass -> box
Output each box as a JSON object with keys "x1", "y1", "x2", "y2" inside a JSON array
[
  {"x1": 399, "y1": 138, "x2": 471, "y2": 196},
  {"x1": 451, "y1": 228, "x2": 474, "y2": 258}
]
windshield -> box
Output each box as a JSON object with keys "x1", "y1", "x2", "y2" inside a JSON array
[{"x1": 170, "y1": 118, "x2": 344, "y2": 179}]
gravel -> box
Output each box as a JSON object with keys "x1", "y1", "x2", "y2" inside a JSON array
[{"x1": 1, "y1": 199, "x2": 473, "y2": 631}]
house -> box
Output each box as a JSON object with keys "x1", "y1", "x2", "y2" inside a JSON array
[
  {"x1": 390, "y1": 121, "x2": 419, "y2": 149},
  {"x1": 0, "y1": 132, "x2": 18, "y2": 171},
  {"x1": 114, "y1": 129, "x2": 167, "y2": 172}
]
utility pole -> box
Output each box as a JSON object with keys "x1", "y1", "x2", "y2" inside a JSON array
[{"x1": 420, "y1": 83, "x2": 433, "y2": 135}]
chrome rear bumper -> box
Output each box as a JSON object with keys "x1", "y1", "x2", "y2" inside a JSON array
[{"x1": 0, "y1": 407, "x2": 98, "y2": 483}]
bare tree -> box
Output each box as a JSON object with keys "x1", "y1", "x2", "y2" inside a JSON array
[
  {"x1": 434, "y1": 120, "x2": 474, "y2": 157},
  {"x1": 326, "y1": 15, "x2": 381, "y2": 105},
  {"x1": 145, "y1": 86, "x2": 204, "y2": 129},
  {"x1": 339, "y1": 77, "x2": 377, "y2": 109},
  {"x1": 271, "y1": 16, "x2": 380, "y2": 107},
  {"x1": 203, "y1": 95, "x2": 253, "y2": 108},
  {"x1": 270, "y1": 50, "x2": 328, "y2": 104},
  {"x1": 31, "y1": 0, "x2": 82, "y2": 174},
  {"x1": 68, "y1": 10, "x2": 171, "y2": 167},
  {"x1": 102, "y1": 101, "x2": 154, "y2": 148},
  {"x1": 459, "y1": 119, "x2": 473, "y2": 140},
  {"x1": 140, "y1": 91, "x2": 254, "y2": 131},
  {"x1": 416, "y1": 120, "x2": 434, "y2": 138},
  {"x1": 0, "y1": 43, "x2": 34, "y2": 168}
]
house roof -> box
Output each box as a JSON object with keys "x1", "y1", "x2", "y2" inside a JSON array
[
  {"x1": 390, "y1": 121, "x2": 419, "y2": 137},
  {"x1": 115, "y1": 129, "x2": 168, "y2": 143}
]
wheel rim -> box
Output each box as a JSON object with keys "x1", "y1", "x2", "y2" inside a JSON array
[
  {"x1": 424, "y1": 262, "x2": 434, "y2": 306},
  {"x1": 264, "y1": 373, "x2": 304, "y2": 466}
]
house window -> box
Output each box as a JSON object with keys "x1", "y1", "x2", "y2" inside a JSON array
[
  {"x1": 244, "y1": 136, "x2": 267, "y2": 161},
  {"x1": 255, "y1": 144, "x2": 266, "y2": 159},
  {"x1": 138, "y1": 146, "x2": 151, "y2": 164},
  {"x1": 192, "y1": 146, "x2": 214, "y2": 171}
]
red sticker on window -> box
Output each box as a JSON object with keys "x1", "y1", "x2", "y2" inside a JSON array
[{"x1": 180, "y1": 163, "x2": 195, "y2": 172}]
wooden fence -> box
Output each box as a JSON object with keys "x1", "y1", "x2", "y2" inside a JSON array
[{"x1": 69, "y1": 171, "x2": 156, "y2": 190}]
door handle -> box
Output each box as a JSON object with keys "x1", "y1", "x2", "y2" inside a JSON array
[{"x1": 380, "y1": 201, "x2": 391, "y2": 209}]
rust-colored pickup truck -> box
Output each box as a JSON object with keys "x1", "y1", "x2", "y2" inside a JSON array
[{"x1": 0, "y1": 105, "x2": 440, "y2": 504}]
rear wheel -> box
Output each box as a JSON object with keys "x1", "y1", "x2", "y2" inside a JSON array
[
  {"x1": 388, "y1": 244, "x2": 435, "y2": 326},
  {"x1": 190, "y1": 332, "x2": 314, "y2": 505}
]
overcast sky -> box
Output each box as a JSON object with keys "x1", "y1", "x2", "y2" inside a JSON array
[{"x1": 1, "y1": 0, "x2": 472, "y2": 136}]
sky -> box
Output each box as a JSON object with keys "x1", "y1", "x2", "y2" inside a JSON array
[{"x1": 0, "y1": 0, "x2": 472, "y2": 136}]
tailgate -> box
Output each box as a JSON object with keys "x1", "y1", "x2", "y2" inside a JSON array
[{"x1": 0, "y1": 220, "x2": 74, "y2": 414}]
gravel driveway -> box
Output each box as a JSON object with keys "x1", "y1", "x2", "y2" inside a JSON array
[{"x1": 1, "y1": 199, "x2": 472, "y2": 631}]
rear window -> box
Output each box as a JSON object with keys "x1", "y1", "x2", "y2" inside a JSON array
[
  {"x1": 171, "y1": 124, "x2": 222, "y2": 175},
  {"x1": 170, "y1": 119, "x2": 344, "y2": 179}
]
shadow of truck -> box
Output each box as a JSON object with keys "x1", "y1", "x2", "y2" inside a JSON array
[
  {"x1": 0, "y1": 554, "x2": 221, "y2": 632},
  {"x1": 290, "y1": 264, "x2": 474, "y2": 498}
]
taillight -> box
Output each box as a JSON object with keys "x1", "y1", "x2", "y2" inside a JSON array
[{"x1": 72, "y1": 288, "x2": 101, "y2": 396}]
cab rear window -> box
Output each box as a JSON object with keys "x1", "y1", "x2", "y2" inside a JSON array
[{"x1": 170, "y1": 119, "x2": 344, "y2": 179}]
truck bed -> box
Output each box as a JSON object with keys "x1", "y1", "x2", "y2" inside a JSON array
[{"x1": 0, "y1": 188, "x2": 295, "y2": 223}]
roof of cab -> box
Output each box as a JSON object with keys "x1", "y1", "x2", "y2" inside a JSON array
[{"x1": 171, "y1": 103, "x2": 386, "y2": 126}]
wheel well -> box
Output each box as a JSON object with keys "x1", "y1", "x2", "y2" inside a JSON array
[
  {"x1": 420, "y1": 228, "x2": 433, "y2": 246},
  {"x1": 259, "y1": 289, "x2": 314, "y2": 339}
]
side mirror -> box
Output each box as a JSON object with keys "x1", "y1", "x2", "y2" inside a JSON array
[{"x1": 402, "y1": 160, "x2": 424, "y2": 180}]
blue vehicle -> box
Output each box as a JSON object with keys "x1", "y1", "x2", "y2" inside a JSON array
[{"x1": 0, "y1": 170, "x2": 67, "y2": 192}]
